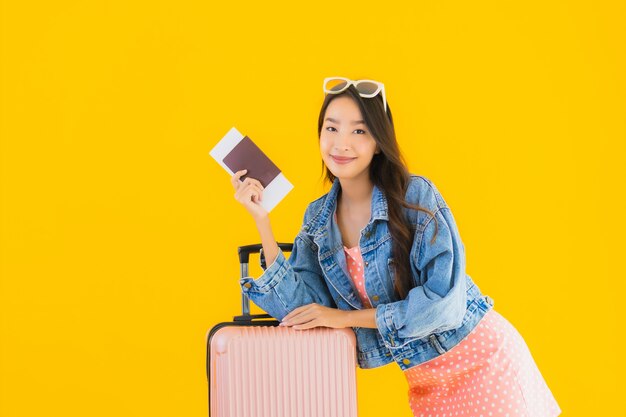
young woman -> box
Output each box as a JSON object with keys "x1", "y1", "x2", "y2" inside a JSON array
[{"x1": 231, "y1": 76, "x2": 561, "y2": 417}]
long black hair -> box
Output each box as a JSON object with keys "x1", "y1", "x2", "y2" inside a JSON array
[{"x1": 317, "y1": 84, "x2": 439, "y2": 299}]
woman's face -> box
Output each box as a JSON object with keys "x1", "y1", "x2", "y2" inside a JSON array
[{"x1": 319, "y1": 96, "x2": 380, "y2": 182}]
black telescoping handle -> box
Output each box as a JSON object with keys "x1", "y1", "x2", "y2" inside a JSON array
[
  {"x1": 235, "y1": 242, "x2": 293, "y2": 322},
  {"x1": 238, "y1": 243, "x2": 293, "y2": 265}
]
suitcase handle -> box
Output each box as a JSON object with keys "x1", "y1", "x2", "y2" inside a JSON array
[
  {"x1": 237, "y1": 242, "x2": 293, "y2": 320},
  {"x1": 238, "y1": 243, "x2": 293, "y2": 265},
  {"x1": 232, "y1": 313, "x2": 276, "y2": 322}
]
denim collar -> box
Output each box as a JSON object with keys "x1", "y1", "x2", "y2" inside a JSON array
[{"x1": 303, "y1": 177, "x2": 389, "y2": 237}]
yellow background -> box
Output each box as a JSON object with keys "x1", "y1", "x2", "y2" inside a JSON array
[{"x1": 1, "y1": 1, "x2": 624, "y2": 416}]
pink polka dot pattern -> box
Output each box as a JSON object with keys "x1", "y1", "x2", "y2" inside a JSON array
[
  {"x1": 343, "y1": 244, "x2": 372, "y2": 308},
  {"x1": 334, "y1": 211, "x2": 373, "y2": 308},
  {"x1": 403, "y1": 309, "x2": 561, "y2": 417}
]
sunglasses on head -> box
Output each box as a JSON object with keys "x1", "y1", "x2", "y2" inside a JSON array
[{"x1": 323, "y1": 77, "x2": 387, "y2": 113}]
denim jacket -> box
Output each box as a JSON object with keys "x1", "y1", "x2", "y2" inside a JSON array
[{"x1": 239, "y1": 174, "x2": 494, "y2": 370}]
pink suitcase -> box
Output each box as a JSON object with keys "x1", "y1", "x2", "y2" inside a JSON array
[{"x1": 206, "y1": 243, "x2": 359, "y2": 417}]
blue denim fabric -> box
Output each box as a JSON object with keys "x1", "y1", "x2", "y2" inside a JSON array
[{"x1": 239, "y1": 174, "x2": 494, "y2": 370}]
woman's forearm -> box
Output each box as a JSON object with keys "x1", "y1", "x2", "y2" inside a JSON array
[
  {"x1": 344, "y1": 308, "x2": 378, "y2": 329},
  {"x1": 254, "y1": 215, "x2": 279, "y2": 268}
]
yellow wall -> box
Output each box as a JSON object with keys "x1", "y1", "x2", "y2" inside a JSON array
[{"x1": 1, "y1": 1, "x2": 624, "y2": 416}]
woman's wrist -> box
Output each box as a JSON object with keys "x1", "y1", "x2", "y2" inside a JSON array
[
  {"x1": 253, "y1": 212, "x2": 270, "y2": 225},
  {"x1": 344, "y1": 308, "x2": 378, "y2": 329},
  {"x1": 254, "y1": 215, "x2": 279, "y2": 267}
]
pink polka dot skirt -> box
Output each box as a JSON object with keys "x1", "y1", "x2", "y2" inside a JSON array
[
  {"x1": 340, "y1": 241, "x2": 561, "y2": 417},
  {"x1": 403, "y1": 310, "x2": 561, "y2": 417}
]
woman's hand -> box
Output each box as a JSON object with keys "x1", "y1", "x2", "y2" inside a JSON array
[
  {"x1": 231, "y1": 169, "x2": 268, "y2": 222},
  {"x1": 279, "y1": 303, "x2": 349, "y2": 330}
]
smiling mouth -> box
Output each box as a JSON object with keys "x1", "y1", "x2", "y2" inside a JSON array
[{"x1": 331, "y1": 155, "x2": 357, "y2": 162}]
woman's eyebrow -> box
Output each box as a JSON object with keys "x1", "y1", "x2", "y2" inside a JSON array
[{"x1": 325, "y1": 117, "x2": 365, "y2": 125}]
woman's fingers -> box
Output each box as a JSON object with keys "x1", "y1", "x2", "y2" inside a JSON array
[
  {"x1": 235, "y1": 182, "x2": 264, "y2": 203},
  {"x1": 241, "y1": 176, "x2": 265, "y2": 191},
  {"x1": 231, "y1": 170, "x2": 265, "y2": 194},
  {"x1": 229, "y1": 170, "x2": 270, "y2": 221},
  {"x1": 230, "y1": 169, "x2": 248, "y2": 189},
  {"x1": 281, "y1": 304, "x2": 315, "y2": 324}
]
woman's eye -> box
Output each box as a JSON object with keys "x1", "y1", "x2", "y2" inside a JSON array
[{"x1": 324, "y1": 126, "x2": 366, "y2": 134}]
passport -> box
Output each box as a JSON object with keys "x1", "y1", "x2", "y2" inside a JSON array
[{"x1": 210, "y1": 127, "x2": 294, "y2": 212}]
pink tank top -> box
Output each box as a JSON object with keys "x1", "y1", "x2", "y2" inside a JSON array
[
  {"x1": 343, "y1": 245, "x2": 372, "y2": 308},
  {"x1": 334, "y1": 211, "x2": 372, "y2": 308}
]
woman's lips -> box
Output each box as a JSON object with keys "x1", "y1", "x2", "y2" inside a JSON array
[{"x1": 331, "y1": 155, "x2": 357, "y2": 164}]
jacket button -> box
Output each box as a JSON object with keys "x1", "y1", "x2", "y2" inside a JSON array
[
  {"x1": 243, "y1": 283, "x2": 252, "y2": 289},
  {"x1": 402, "y1": 359, "x2": 411, "y2": 365},
  {"x1": 364, "y1": 261, "x2": 369, "y2": 266},
  {"x1": 372, "y1": 295, "x2": 379, "y2": 301},
  {"x1": 365, "y1": 231, "x2": 371, "y2": 238}
]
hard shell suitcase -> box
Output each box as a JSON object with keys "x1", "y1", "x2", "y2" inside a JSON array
[{"x1": 206, "y1": 243, "x2": 359, "y2": 417}]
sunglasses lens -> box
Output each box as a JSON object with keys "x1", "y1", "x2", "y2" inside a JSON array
[
  {"x1": 325, "y1": 79, "x2": 349, "y2": 92},
  {"x1": 356, "y1": 81, "x2": 380, "y2": 95}
]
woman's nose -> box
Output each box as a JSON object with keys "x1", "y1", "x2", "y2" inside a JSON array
[{"x1": 334, "y1": 134, "x2": 350, "y2": 150}]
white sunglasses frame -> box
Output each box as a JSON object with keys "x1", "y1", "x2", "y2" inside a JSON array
[{"x1": 323, "y1": 76, "x2": 387, "y2": 113}]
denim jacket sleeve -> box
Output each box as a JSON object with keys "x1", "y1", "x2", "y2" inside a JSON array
[
  {"x1": 375, "y1": 205, "x2": 468, "y2": 348},
  {"x1": 239, "y1": 208, "x2": 336, "y2": 321}
]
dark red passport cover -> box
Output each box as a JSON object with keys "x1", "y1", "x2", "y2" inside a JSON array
[{"x1": 221, "y1": 135, "x2": 281, "y2": 188}]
